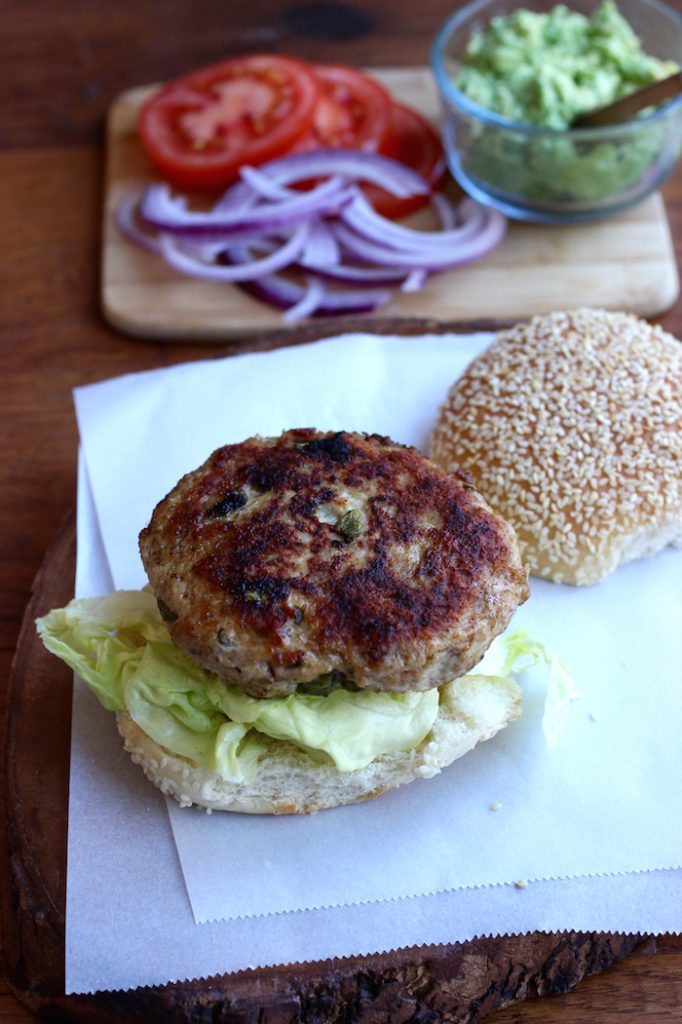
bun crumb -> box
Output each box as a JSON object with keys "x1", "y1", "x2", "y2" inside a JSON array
[{"x1": 431, "y1": 308, "x2": 682, "y2": 585}]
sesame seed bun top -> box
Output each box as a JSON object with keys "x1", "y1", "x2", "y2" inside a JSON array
[{"x1": 430, "y1": 308, "x2": 682, "y2": 586}]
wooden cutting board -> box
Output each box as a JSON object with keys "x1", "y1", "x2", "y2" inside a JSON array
[{"x1": 101, "y1": 69, "x2": 680, "y2": 342}]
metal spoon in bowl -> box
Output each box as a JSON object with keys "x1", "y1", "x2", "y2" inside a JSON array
[{"x1": 572, "y1": 71, "x2": 682, "y2": 128}]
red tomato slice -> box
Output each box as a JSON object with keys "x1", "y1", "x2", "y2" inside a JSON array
[
  {"x1": 365, "y1": 102, "x2": 447, "y2": 220},
  {"x1": 294, "y1": 64, "x2": 394, "y2": 152},
  {"x1": 138, "y1": 55, "x2": 320, "y2": 190}
]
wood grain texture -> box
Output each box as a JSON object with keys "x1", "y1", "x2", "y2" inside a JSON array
[
  {"x1": 101, "y1": 71, "x2": 679, "y2": 341},
  {"x1": 2, "y1": 0, "x2": 682, "y2": 1019}
]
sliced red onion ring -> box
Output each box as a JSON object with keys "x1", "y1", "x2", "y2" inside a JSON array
[
  {"x1": 300, "y1": 220, "x2": 340, "y2": 266},
  {"x1": 240, "y1": 273, "x2": 392, "y2": 319},
  {"x1": 332, "y1": 206, "x2": 506, "y2": 270},
  {"x1": 431, "y1": 191, "x2": 460, "y2": 230},
  {"x1": 401, "y1": 268, "x2": 428, "y2": 292},
  {"x1": 242, "y1": 148, "x2": 430, "y2": 197},
  {"x1": 115, "y1": 191, "x2": 163, "y2": 255},
  {"x1": 226, "y1": 244, "x2": 392, "y2": 318},
  {"x1": 159, "y1": 223, "x2": 310, "y2": 281},
  {"x1": 238, "y1": 165, "x2": 297, "y2": 202},
  {"x1": 340, "y1": 190, "x2": 488, "y2": 252},
  {"x1": 282, "y1": 278, "x2": 326, "y2": 323},
  {"x1": 179, "y1": 232, "x2": 273, "y2": 263},
  {"x1": 298, "y1": 260, "x2": 412, "y2": 286},
  {"x1": 141, "y1": 176, "x2": 353, "y2": 236},
  {"x1": 213, "y1": 178, "x2": 260, "y2": 213},
  {"x1": 117, "y1": 147, "x2": 507, "y2": 322}
]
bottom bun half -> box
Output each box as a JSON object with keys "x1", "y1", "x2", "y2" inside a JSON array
[{"x1": 117, "y1": 675, "x2": 521, "y2": 815}]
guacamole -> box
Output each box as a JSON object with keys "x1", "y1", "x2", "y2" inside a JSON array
[
  {"x1": 456, "y1": 1, "x2": 677, "y2": 129},
  {"x1": 449, "y1": 1, "x2": 680, "y2": 214}
]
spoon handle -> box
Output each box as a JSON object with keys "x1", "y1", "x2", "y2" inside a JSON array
[{"x1": 572, "y1": 71, "x2": 682, "y2": 128}]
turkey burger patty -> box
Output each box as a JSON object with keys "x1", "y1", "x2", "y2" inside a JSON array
[{"x1": 139, "y1": 429, "x2": 529, "y2": 699}]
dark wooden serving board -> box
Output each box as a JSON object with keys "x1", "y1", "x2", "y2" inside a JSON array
[{"x1": 0, "y1": 508, "x2": 655, "y2": 1022}]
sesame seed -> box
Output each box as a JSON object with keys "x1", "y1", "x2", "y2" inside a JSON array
[
  {"x1": 514, "y1": 880, "x2": 528, "y2": 889},
  {"x1": 489, "y1": 801, "x2": 503, "y2": 811},
  {"x1": 431, "y1": 309, "x2": 682, "y2": 585}
]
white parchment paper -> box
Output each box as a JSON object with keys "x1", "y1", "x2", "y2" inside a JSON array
[
  {"x1": 65, "y1": 333, "x2": 682, "y2": 992},
  {"x1": 69, "y1": 452, "x2": 682, "y2": 994}
]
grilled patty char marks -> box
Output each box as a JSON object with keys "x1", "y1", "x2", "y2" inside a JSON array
[{"x1": 139, "y1": 430, "x2": 528, "y2": 698}]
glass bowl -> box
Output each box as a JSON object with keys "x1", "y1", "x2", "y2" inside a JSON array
[{"x1": 431, "y1": 0, "x2": 682, "y2": 223}]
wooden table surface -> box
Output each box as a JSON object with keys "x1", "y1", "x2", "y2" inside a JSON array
[{"x1": 2, "y1": 1, "x2": 681, "y2": 1020}]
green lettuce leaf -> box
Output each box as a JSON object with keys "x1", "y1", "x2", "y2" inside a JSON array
[
  {"x1": 37, "y1": 590, "x2": 167, "y2": 712},
  {"x1": 206, "y1": 678, "x2": 439, "y2": 772},
  {"x1": 37, "y1": 592, "x2": 577, "y2": 783},
  {"x1": 37, "y1": 591, "x2": 268, "y2": 782},
  {"x1": 478, "y1": 628, "x2": 581, "y2": 747},
  {"x1": 36, "y1": 591, "x2": 438, "y2": 781}
]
